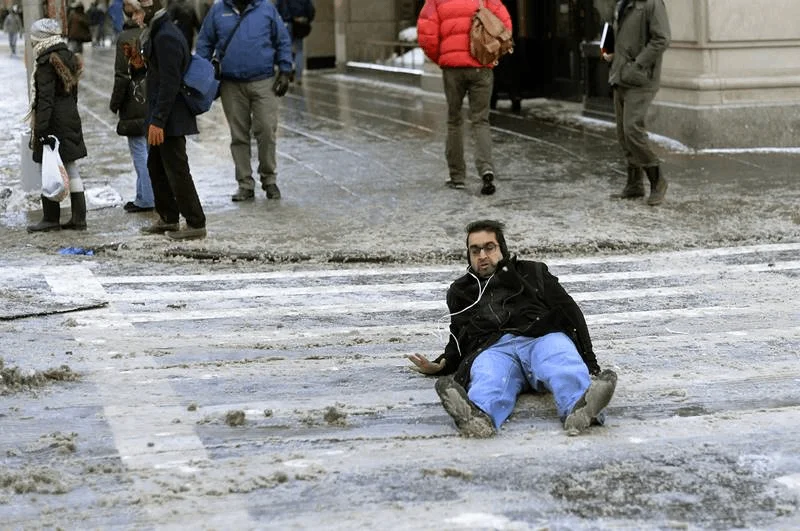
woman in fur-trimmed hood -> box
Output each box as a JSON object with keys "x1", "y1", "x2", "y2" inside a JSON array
[{"x1": 26, "y1": 18, "x2": 89, "y2": 233}]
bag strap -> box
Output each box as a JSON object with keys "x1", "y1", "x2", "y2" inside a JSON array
[{"x1": 218, "y1": 7, "x2": 251, "y2": 61}]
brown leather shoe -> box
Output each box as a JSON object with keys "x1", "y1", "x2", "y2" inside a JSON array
[{"x1": 140, "y1": 220, "x2": 179, "y2": 234}]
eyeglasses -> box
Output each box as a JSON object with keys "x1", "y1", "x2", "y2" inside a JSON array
[{"x1": 469, "y1": 242, "x2": 499, "y2": 256}]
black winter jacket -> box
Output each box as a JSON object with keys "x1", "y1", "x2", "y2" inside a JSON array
[
  {"x1": 276, "y1": 0, "x2": 315, "y2": 22},
  {"x1": 110, "y1": 22, "x2": 147, "y2": 137},
  {"x1": 141, "y1": 10, "x2": 198, "y2": 136},
  {"x1": 31, "y1": 43, "x2": 88, "y2": 164},
  {"x1": 434, "y1": 257, "x2": 601, "y2": 387}
]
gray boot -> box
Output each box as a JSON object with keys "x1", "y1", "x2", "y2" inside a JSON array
[
  {"x1": 27, "y1": 195, "x2": 61, "y2": 233},
  {"x1": 610, "y1": 165, "x2": 645, "y2": 199},
  {"x1": 62, "y1": 192, "x2": 87, "y2": 230},
  {"x1": 644, "y1": 166, "x2": 668, "y2": 206}
]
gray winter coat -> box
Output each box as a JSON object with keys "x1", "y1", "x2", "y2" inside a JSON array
[{"x1": 608, "y1": 0, "x2": 671, "y2": 90}]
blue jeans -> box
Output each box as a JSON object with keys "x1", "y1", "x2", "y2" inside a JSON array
[
  {"x1": 467, "y1": 333, "x2": 592, "y2": 429},
  {"x1": 128, "y1": 135, "x2": 154, "y2": 208}
]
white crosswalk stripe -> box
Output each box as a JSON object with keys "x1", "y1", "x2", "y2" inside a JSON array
[{"x1": 2, "y1": 242, "x2": 799, "y2": 528}]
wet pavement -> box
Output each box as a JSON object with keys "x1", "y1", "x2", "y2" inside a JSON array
[{"x1": 0, "y1": 39, "x2": 797, "y2": 264}]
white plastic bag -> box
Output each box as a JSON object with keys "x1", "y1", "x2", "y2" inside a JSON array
[{"x1": 41, "y1": 135, "x2": 69, "y2": 202}]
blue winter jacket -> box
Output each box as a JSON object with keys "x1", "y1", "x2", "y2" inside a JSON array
[{"x1": 195, "y1": 0, "x2": 293, "y2": 82}]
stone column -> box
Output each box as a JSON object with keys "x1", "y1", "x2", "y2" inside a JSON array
[{"x1": 654, "y1": 0, "x2": 800, "y2": 148}]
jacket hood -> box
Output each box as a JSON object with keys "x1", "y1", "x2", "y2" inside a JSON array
[{"x1": 37, "y1": 45, "x2": 83, "y2": 94}]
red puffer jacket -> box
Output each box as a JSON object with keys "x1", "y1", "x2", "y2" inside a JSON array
[{"x1": 417, "y1": 0, "x2": 511, "y2": 68}]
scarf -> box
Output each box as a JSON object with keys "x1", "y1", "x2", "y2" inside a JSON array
[
  {"x1": 24, "y1": 19, "x2": 68, "y2": 125},
  {"x1": 24, "y1": 36, "x2": 68, "y2": 125}
]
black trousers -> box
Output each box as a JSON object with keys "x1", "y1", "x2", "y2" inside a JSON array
[{"x1": 147, "y1": 136, "x2": 206, "y2": 229}]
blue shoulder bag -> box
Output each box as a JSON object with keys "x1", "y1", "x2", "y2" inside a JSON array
[{"x1": 181, "y1": 54, "x2": 220, "y2": 115}]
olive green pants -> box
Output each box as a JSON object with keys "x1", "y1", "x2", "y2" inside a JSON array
[
  {"x1": 442, "y1": 67, "x2": 495, "y2": 183},
  {"x1": 613, "y1": 86, "x2": 660, "y2": 168}
]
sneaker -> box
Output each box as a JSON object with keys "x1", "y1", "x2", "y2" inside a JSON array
[
  {"x1": 564, "y1": 369, "x2": 617, "y2": 436},
  {"x1": 481, "y1": 173, "x2": 496, "y2": 195},
  {"x1": 231, "y1": 189, "x2": 255, "y2": 202},
  {"x1": 445, "y1": 180, "x2": 466, "y2": 190},
  {"x1": 166, "y1": 226, "x2": 207, "y2": 241},
  {"x1": 435, "y1": 376, "x2": 496, "y2": 438},
  {"x1": 264, "y1": 183, "x2": 281, "y2": 199},
  {"x1": 140, "y1": 220, "x2": 179, "y2": 234},
  {"x1": 124, "y1": 201, "x2": 155, "y2": 213}
]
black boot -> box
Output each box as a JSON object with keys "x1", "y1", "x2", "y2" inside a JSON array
[
  {"x1": 610, "y1": 165, "x2": 645, "y2": 199},
  {"x1": 644, "y1": 165, "x2": 668, "y2": 206},
  {"x1": 27, "y1": 195, "x2": 61, "y2": 233},
  {"x1": 62, "y1": 192, "x2": 87, "y2": 230}
]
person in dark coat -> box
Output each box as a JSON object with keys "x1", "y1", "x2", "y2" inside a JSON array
[
  {"x1": 26, "y1": 18, "x2": 89, "y2": 233},
  {"x1": 275, "y1": 0, "x2": 315, "y2": 85},
  {"x1": 408, "y1": 220, "x2": 617, "y2": 438},
  {"x1": 109, "y1": 0, "x2": 155, "y2": 213},
  {"x1": 139, "y1": 2, "x2": 207, "y2": 240},
  {"x1": 167, "y1": 0, "x2": 200, "y2": 51},
  {"x1": 88, "y1": 1, "x2": 107, "y2": 47},
  {"x1": 67, "y1": 4, "x2": 92, "y2": 53}
]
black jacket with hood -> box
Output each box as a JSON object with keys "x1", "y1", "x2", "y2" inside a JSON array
[
  {"x1": 31, "y1": 43, "x2": 88, "y2": 164},
  {"x1": 434, "y1": 256, "x2": 601, "y2": 388},
  {"x1": 110, "y1": 20, "x2": 147, "y2": 136}
]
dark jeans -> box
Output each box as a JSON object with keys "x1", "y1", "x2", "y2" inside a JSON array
[{"x1": 147, "y1": 136, "x2": 206, "y2": 229}]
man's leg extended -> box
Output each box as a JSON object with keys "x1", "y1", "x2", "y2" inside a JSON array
[
  {"x1": 518, "y1": 332, "x2": 615, "y2": 434},
  {"x1": 467, "y1": 334, "x2": 526, "y2": 429}
]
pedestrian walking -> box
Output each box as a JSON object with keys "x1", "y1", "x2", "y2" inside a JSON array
[
  {"x1": 108, "y1": 0, "x2": 125, "y2": 43},
  {"x1": 139, "y1": 1, "x2": 207, "y2": 240},
  {"x1": 416, "y1": 0, "x2": 511, "y2": 195},
  {"x1": 3, "y1": 6, "x2": 22, "y2": 56},
  {"x1": 604, "y1": 0, "x2": 671, "y2": 206},
  {"x1": 25, "y1": 18, "x2": 89, "y2": 233},
  {"x1": 408, "y1": 220, "x2": 617, "y2": 437},
  {"x1": 276, "y1": 0, "x2": 315, "y2": 85},
  {"x1": 88, "y1": 1, "x2": 107, "y2": 47},
  {"x1": 109, "y1": 0, "x2": 155, "y2": 213},
  {"x1": 67, "y1": 3, "x2": 92, "y2": 53},
  {"x1": 196, "y1": 0, "x2": 293, "y2": 202}
]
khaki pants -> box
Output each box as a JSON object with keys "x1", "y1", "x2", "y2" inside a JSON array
[
  {"x1": 220, "y1": 77, "x2": 279, "y2": 192},
  {"x1": 613, "y1": 86, "x2": 660, "y2": 168},
  {"x1": 442, "y1": 67, "x2": 494, "y2": 182}
]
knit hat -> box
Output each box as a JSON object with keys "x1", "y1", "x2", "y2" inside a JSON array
[
  {"x1": 28, "y1": 18, "x2": 62, "y2": 43},
  {"x1": 124, "y1": 0, "x2": 149, "y2": 9}
]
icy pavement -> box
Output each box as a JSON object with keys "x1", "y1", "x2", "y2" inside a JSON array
[{"x1": 0, "y1": 38, "x2": 798, "y2": 266}]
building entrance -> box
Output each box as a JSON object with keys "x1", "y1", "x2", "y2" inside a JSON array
[{"x1": 492, "y1": 0, "x2": 601, "y2": 108}]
